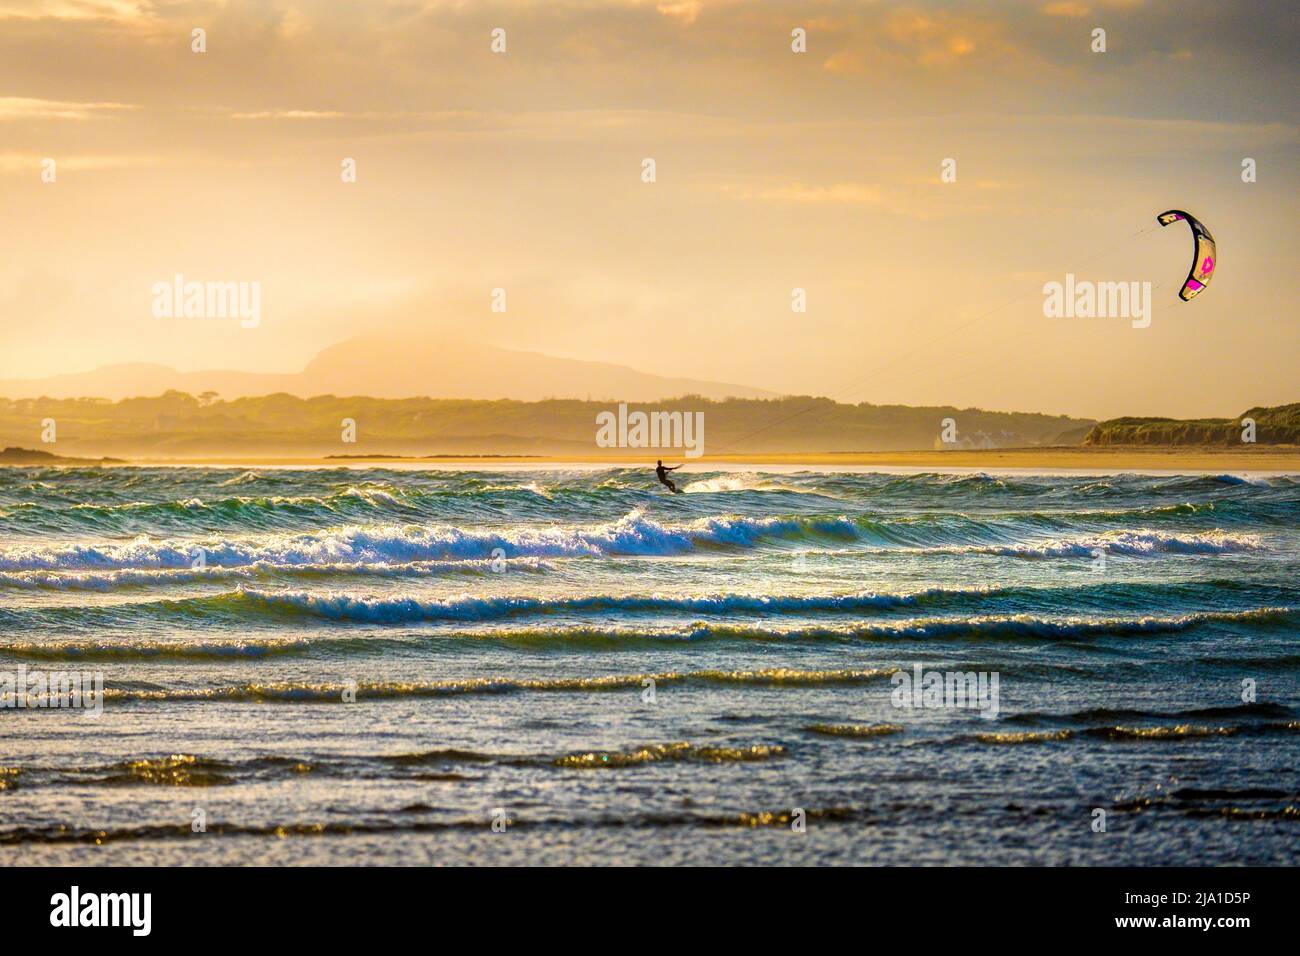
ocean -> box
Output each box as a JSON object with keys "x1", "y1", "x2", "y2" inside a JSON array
[{"x1": 1, "y1": 465, "x2": 1296, "y2": 865}]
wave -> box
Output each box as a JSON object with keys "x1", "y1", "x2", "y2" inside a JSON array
[
  {"x1": 218, "y1": 471, "x2": 263, "y2": 486},
  {"x1": 962, "y1": 721, "x2": 1300, "y2": 745},
  {"x1": 971, "y1": 730, "x2": 1073, "y2": 744},
  {"x1": 679, "y1": 473, "x2": 826, "y2": 496},
  {"x1": 2, "y1": 586, "x2": 947, "y2": 629},
  {"x1": 806, "y1": 723, "x2": 904, "y2": 738},
  {"x1": 1002, "y1": 701, "x2": 1294, "y2": 726},
  {"x1": 0, "y1": 805, "x2": 871, "y2": 845},
  {"x1": 673, "y1": 608, "x2": 1298, "y2": 643},
  {"x1": 0, "y1": 484, "x2": 432, "y2": 536},
  {"x1": 8, "y1": 607, "x2": 1290, "y2": 661},
  {"x1": 0, "y1": 556, "x2": 552, "y2": 591},
  {"x1": 4, "y1": 482, "x2": 1277, "y2": 575},
  {"x1": 6, "y1": 492, "x2": 1286, "y2": 543},
  {"x1": 94, "y1": 754, "x2": 242, "y2": 787},
  {"x1": 202, "y1": 586, "x2": 946, "y2": 623},
  {"x1": 1170, "y1": 786, "x2": 1294, "y2": 801},
  {"x1": 10, "y1": 580, "x2": 1292, "y2": 635},
  {"x1": 9, "y1": 607, "x2": 1292, "y2": 662},
  {"x1": 101, "y1": 667, "x2": 896, "y2": 704},
  {"x1": 0, "y1": 740, "x2": 759, "y2": 802},
  {"x1": 7, "y1": 742, "x2": 789, "y2": 795},
  {"x1": 0, "y1": 509, "x2": 866, "y2": 571},
  {"x1": 682, "y1": 474, "x2": 765, "y2": 494},
  {"x1": 901, "y1": 529, "x2": 1264, "y2": 559},
  {"x1": 1209, "y1": 473, "x2": 1274, "y2": 487},
  {"x1": 7, "y1": 794, "x2": 1295, "y2": 846},
  {"x1": 0, "y1": 637, "x2": 316, "y2": 661},
  {"x1": 553, "y1": 742, "x2": 785, "y2": 768},
  {"x1": 1180, "y1": 806, "x2": 1300, "y2": 821},
  {"x1": 1083, "y1": 724, "x2": 1242, "y2": 740},
  {"x1": 1195, "y1": 653, "x2": 1300, "y2": 671}
]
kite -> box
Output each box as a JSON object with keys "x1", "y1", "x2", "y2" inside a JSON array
[{"x1": 1156, "y1": 210, "x2": 1216, "y2": 301}]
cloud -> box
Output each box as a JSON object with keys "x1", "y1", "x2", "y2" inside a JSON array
[
  {"x1": 719, "y1": 178, "x2": 1003, "y2": 221},
  {"x1": 823, "y1": 7, "x2": 1022, "y2": 74},
  {"x1": 0, "y1": 97, "x2": 138, "y2": 120},
  {"x1": 655, "y1": 1, "x2": 702, "y2": 24},
  {"x1": 0, "y1": 0, "x2": 141, "y2": 19}
]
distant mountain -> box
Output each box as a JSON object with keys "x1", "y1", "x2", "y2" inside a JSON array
[
  {"x1": 1084, "y1": 404, "x2": 1300, "y2": 445},
  {"x1": 0, "y1": 334, "x2": 773, "y2": 403}
]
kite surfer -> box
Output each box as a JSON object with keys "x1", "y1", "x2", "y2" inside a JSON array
[{"x1": 655, "y1": 460, "x2": 683, "y2": 494}]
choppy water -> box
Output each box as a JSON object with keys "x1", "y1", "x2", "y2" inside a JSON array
[{"x1": 1, "y1": 465, "x2": 1296, "y2": 865}]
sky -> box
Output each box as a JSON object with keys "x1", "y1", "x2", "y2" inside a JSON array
[{"x1": 1, "y1": 0, "x2": 1296, "y2": 419}]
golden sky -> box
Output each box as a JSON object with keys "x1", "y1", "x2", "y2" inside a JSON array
[{"x1": 1, "y1": 0, "x2": 1296, "y2": 418}]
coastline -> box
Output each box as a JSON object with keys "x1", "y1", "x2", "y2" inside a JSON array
[{"x1": 16, "y1": 445, "x2": 1298, "y2": 473}]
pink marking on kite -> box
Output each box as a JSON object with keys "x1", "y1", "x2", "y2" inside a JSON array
[
  {"x1": 1202, "y1": 256, "x2": 1214, "y2": 274},
  {"x1": 1187, "y1": 279, "x2": 1204, "y2": 291}
]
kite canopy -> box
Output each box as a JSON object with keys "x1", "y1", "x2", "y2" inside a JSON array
[{"x1": 1156, "y1": 210, "x2": 1216, "y2": 301}]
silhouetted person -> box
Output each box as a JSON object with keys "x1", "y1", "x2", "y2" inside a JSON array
[{"x1": 655, "y1": 460, "x2": 682, "y2": 493}]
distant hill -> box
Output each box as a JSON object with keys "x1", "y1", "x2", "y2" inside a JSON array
[
  {"x1": 0, "y1": 334, "x2": 772, "y2": 403},
  {"x1": 0, "y1": 392, "x2": 1092, "y2": 458},
  {"x1": 1084, "y1": 404, "x2": 1300, "y2": 445},
  {"x1": 0, "y1": 446, "x2": 122, "y2": 466}
]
